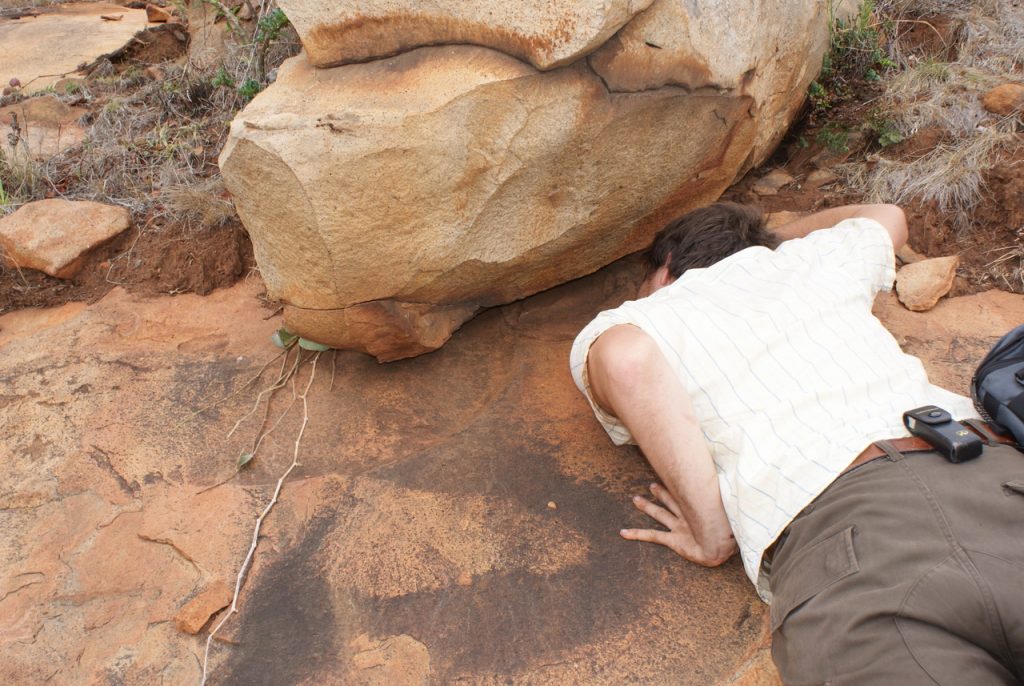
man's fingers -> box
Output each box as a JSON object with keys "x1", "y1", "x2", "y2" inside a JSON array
[
  {"x1": 649, "y1": 482, "x2": 683, "y2": 518},
  {"x1": 632, "y1": 495, "x2": 676, "y2": 529},
  {"x1": 620, "y1": 527, "x2": 674, "y2": 548}
]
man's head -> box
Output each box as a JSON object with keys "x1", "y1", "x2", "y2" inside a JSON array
[{"x1": 639, "y1": 202, "x2": 778, "y2": 297}]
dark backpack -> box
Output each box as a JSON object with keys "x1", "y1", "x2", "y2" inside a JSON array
[{"x1": 972, "y1": 324, "x2": 1024, "y2": 446}]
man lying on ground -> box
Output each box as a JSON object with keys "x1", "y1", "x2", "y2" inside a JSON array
[{"x1": 570, "y1": 202, "x2": 1024, "y2": 684}]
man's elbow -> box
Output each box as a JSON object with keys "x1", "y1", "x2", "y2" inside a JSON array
[{"x1": 865, "y1": 203, "x2": 908, "y2": 251}]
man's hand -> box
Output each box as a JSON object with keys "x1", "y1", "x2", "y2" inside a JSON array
[{"x1": 621, "y1": 483, "x2": 738, "y2": 567}]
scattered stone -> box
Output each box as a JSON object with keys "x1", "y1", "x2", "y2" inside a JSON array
[
  {"x1": 547, "y1": 501, "x2": 558, "y2": 510},
  {"x1": 896, "y1": 244, "x2": 927, "y2": 265},
  {"x1": 804, "y1": 168, "x2": 839, "y2": 190},
  {"x1": 52, "y1": 77, "x2": 84, "y2": 94},
  {"x1": 174, "y1": 580, "x2": 232, "y2": 635},
  {"x1": 809, "y1": 131, "x2": 863, "y2": 168},
  {"x1": 0, "y1": 199, "x2": 131, "y2": 279},
  {"x1": 145, "y1": 3, "x2": 174, "y2": 23},
  {"x1": 100, "y1": 14, "x2": 124, "y2": 21},
  {"x1": 895, "y1": 255, "x2": 959, "y2": 312},
  {"x1": 751, "y1": 169, "x2": 796, "y2": 196},
  {"x1": 0, "y1": 3, "x2": 151, "y2": 93},
  {"x1": 0, "y1": 95, "x2": 87, "y2": 160},
  {"x1": 275, "y1": 0, "x2": 656, "y2": 70},
  {"x1": 9, "y1": 77, "x2": 21, "y2": 88},
  {"x1": 981, "y1": 83, "x2": 1024, "y2": 117}
]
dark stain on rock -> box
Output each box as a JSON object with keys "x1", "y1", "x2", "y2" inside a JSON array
[
  {"x1": 168, "y1": 357, "x2": 246, "y2": 419},
  {"x1": 218, "y1": 511, "x2": 342, "y2": 686},
  {"x1": 357, "y1": 419, "x2": 744, "y2": 680}
]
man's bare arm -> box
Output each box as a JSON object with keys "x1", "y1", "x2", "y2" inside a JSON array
[
  {"x1": 774, "y1": 203, "x2": 908, "y2": 250},
  {"x1": 587, "y1": 325, "x2": 737, "y2": 566}
]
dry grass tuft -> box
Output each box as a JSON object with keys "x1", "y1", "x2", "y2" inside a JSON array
[
  {"x1": 1, "y1": 2, "x2": 299, "y2": 228},
  {"x1": 160, "y1": 176, "x2": 236, "y2": 231},
  {"x1": 839, "y1": 0, "x2": 1024, "y2": 234},
  {"x1": 839, "y1": 125, "x2": 1017, "y2": 232}
]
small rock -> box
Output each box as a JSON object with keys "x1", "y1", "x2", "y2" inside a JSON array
[
  {"x1": 0, "y1": 199, "x2": 131, "y2": 279},
  {"x1": 52, "y1": 78, "x2": 84, "y2": 94},
  {"x1": 895, "y1": 255, "x2": 959, "y2": 312},
  {"x1": 174, "y1": 580, "x2": 232, "y2": 635},
  {"x1": 751, "y1": 168, "x2": 796, "y2": 196},
  {"x1": 1, "y1": 96, "x2": 88, "y2": 160},
  {"x1": 100, "y1": 14, "x2": 124, "y2": 21},
  {"x1": 547, "y1": 501, "x2": 557, "y2": 510},
  {"x1": 896, "y1": 244, "x2": 927, "y2": 265},
  {"x1": 810, "y1": 130, "x2": 863, "y2": 168},
  {"x1": 145, "y1": 4, "x2": 173, "y2": 23},
  {"x1": 981, "y1": 83, "x2": 1024, "y2": 117},
  {"x1": 9, "y1": 77, "x2": 21, "y2": 88},
  {"x1": 804, "y1": 168, "x2": 838, "y2": 190}
]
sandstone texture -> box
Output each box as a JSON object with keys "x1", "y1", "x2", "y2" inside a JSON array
[
  {"x1": 2, "y1": 258, "x2": 1021, "y2": 683},
  {"x1": 0, "y1": 271, "x2": 777, "y2": 685},
  {"x1": 0, "y1": 199, "x2": 131, "y2": 278},
  {"x1": 895, "y1": 255, "x2": 959, "y2": 312},
  {"x1": 0, "y1": 3, "x2": 151, "y2": 93},
  {"x1": 145, "y1": 3, "x2": 174, "y2": 23},
  {"x1": 174, "y1": 580, "x2": 232, "y2": 635},
  {"x1": 587, "y1": 0, "x2": 833, "y2": 159},
  {"x1": 221, "y1": 45, "x2": 766, "y2": 359},
  {"x1": 275, "y1": 0, "x2": 656, "y2": 70},
  {"x1": 0, "y1": 95, "x2": 86, "y2": 161},
  {"x1": 222, "y1": 0, "x2": 836, "y2": 360},
  {"x1": 981, "y1": 83, "x2": 1024, "y2": 116}
]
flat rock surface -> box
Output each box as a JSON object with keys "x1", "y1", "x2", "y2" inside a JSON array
[
  {"x1": 0, "y1": 95, "x2": 86, "y2": 160},
  {"x1": 0, "y1": 198, "x2": 131, "y2": 278},
  {"x1": 2, "y1": 262, "x2": 1021, "y2": 684},
  {"x1": 0, "y1": 3, "x2": 151, "y2": 93}
]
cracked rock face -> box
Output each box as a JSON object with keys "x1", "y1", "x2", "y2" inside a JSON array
[
  {"x1": 275, "y1": 0, "x2": 657, "y2": 70},
  {"x1": 221, "y1": 1, "x2": 830, "y2": 360}
]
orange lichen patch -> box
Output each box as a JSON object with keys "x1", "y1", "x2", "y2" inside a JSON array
[{"x1": 306, "y1": 13, "x2": 572, "y2": 70}]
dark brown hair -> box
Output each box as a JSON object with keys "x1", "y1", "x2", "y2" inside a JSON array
[{"x1": 645, "y1": 202, "x2": 778, "y2": 278}]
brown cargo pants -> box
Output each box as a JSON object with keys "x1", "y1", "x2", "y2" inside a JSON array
[{"x1": 767, "y1": 443, "x2": 1024, "y2": 685}]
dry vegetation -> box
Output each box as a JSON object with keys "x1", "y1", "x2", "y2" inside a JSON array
[
  {"x1": 754, "y1": 0, "x2": 1024, "y2": 292},
  {"x1": 841, "y1": 0, "x2": 1023, "y2": 232},
  {"x1": 0, "y1": 0, "x2": 300, "y2": 310}
]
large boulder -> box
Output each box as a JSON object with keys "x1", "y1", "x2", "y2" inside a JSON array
[
  {"x1": 275, "y1": 0, "x2": 656, "y2": 70},
  {"x1": 221, "y1": 0, "x2": 833, "y2": 361},
  {"x1": 220, "y1": 47, "x2": 762, "y2": 359}
]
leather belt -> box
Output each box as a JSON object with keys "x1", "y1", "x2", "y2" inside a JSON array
[
  {"x1": 843, "y1": 420, "x2": 1015, "y2": 474},
  {"x1": 763, "y1": 420, "x2": 1014, "y2": 573}
]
